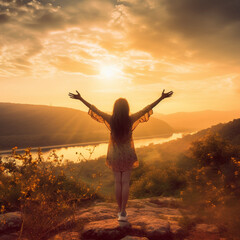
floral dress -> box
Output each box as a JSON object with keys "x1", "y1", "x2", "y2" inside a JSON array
[{"x1": 88, "y1": 105, "x2": 153, "y2": 172}]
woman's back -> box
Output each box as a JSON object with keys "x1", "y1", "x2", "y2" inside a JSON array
[{"x1": 88, "y1": 100, "x2": 154, "y2": 171}]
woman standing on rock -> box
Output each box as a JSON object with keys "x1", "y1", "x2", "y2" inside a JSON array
[{"x1": 68, "y1": 90, "x2": 173, "y2": 221}]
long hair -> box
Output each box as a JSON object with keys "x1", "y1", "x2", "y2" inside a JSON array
[{"x1": 110, "y1": 98, "x2": 132, "y2": 143}]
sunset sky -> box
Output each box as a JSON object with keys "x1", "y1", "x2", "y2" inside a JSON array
[{"x1": 0, "y1": 0, "x2": 240, "y2": 114}]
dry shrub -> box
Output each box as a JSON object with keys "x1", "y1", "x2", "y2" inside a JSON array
[
  {"x1": 181, "y1": 134, "x2": 240, "y2": 238},
  {"x1": 0, "y1": 147, "x2": 100, "y2": 239}
]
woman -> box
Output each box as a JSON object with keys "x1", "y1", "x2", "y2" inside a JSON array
[{"x1": 68, "y1": 89, "x2": 173, "y2": 221}]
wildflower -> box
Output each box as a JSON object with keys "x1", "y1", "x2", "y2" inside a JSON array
[{"x1": 0, "y1": 205, "x2": 5, "y2": 213}]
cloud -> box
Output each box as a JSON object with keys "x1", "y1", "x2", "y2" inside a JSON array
[
  {"x1": 0, "y1": 0, "x2": 115, "y2": 77},
  {"x1": 25, "y1": 11, "x2": 65, "y2": 30},
  {"x1": 0, "y1": 13, "x2": 9, "y2": 23},
  {"x1": 163, "y1": 0, "x2": 240, "y2": 61},
  {"x1": 1, "y1": 0, "x2": 240, "y2": 90},
  {"x1": 51, "y1": 56, "x2": 98, "y2": 75},
  {"x1": 115, "y1": 0, "x2": 240, "y2": 65}
]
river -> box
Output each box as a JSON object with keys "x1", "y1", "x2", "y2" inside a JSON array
[{"x1": 0, "y1": 133, "x2": 188, "y2": 162}]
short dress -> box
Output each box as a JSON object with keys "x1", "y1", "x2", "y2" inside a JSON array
[{"x1": 88, "y1": 104, "x2": 153, "y2": 172}]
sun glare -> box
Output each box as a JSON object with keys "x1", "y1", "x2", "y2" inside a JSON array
[{"x1": 99, "y1": 64, "x2": 122, "y2": 79}]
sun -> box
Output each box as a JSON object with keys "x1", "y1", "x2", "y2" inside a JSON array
[{"x1": 99, "y1": 64, "x2": 122, "y2": 79}]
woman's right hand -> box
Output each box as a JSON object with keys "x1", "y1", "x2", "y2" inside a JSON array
[{"x1": 68, "y1": 90, "x2": 82, "y2": 100}]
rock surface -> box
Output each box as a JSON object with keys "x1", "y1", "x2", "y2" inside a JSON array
[
  {"x1": 0, "y1": 212, "x2": 22, "y2": 233},
  {"x1": 0, "y1": 197, "x2": 222, "y2": 240},
  {"x1": 0, "y1": 232, "x2": 19, "y2": 240},
  {"x1": 78, "y1": 197, "x2": 183, "y2": 240},
  {"x1": 121, "y1": 236, "x2": 149, "y2": 240},
  {"x1": 49, "y1": 231, "x2": 80, "y2": 240},
  {"x1": 195, "y1": 224, "x2": 219, "y2": 234}
]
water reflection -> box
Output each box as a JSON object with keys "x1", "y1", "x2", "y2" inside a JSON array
[{"x1": 0, "y1": 133, "x2": 184, "y2": 162}]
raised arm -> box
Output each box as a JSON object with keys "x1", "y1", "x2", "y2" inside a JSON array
[
  {"x1": 130, "y1": 89, "x2": 173, "y2": 128},
  {"x1": 68, "y1": 90, "x2": 111, "y2": 124},
  {"x1": 149, "y1": 89, "x2": 173, "y2": 109},
  {"x1": 68, "y1": 90, "x2": 91, "y2": 108}
]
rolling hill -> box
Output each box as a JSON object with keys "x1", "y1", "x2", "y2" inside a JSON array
[
  {"x1": 158, "y1": 117, "x2": 240, "y2": 155},
  {"x1": 134, "y1": 117, "x2": 240, "y2": 165},
  {"x1": 155, "y1": 110, "x2": 240, "y2": 132}
]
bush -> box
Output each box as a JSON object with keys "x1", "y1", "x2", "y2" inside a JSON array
[
  {"x1": 0, "y1": 147, "x2": 100, "y2": 239},
  {"x1": 130, "y1": 159, "x2": 186, "y2": 198},
  {"x1": 181, "y1": 134, "x2": 240, "y2": 238}
]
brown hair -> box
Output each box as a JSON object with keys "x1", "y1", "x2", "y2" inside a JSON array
[{"x1": 110, "y1": 98, "x2": 132, "y2": 143}]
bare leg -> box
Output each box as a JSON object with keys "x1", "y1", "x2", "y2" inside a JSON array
[
  {"x1": 121, "y1": 170, "x2": 131, "y2": 215},
  {"x1": 113, "y1": 171, "x2": 122, "y2": 212}
]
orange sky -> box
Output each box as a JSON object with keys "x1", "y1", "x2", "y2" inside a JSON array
[{"x1": 0, "y1": 0, "x2": 240, "y2": 114}]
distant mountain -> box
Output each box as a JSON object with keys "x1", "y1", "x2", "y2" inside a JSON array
[
  {"x1": 155, "y1": 110, "x2": 240, "y2": 132},
  {"x1": 0, "y1": 103, "x2": 173, "y2": 150}
]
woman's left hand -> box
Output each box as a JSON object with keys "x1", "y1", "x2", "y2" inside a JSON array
[{"x1": 68, "y1": 90, "x2": 82, "y2": 100}]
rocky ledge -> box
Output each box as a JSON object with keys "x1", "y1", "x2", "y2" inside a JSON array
[
  {"x1": 50, "y1": 197, "x2": 221, "y2": 240},
  {"x1": 0, "y1": 197, "x2": 222, "y2": 240}
]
